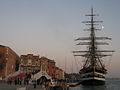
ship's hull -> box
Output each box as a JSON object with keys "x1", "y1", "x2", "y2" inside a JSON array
[
  {"x1": 80, "y1": 77, "x2": 105, "y2": 85},
  {"x1": 80, "y1": 69, "x2": 106, "y2": 85}
]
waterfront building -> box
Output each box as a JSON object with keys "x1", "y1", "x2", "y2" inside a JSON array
[
  {"x1": 47, "y1": 59, "x2": 56, "y2": 79},
  {"x1": 19, "y1": 54, "x2": 64, "y2": 80},
  {"x1": 55, "y1": 67, "x2": 65, "y2": 80},
  {"x1": 40, "y1": 57, "x2": 48, "y2": 72},
  {"x1": 0, "y1": 45, "x2": 19, "y2": 79},
  {"x1": 20, "y1": 54, "x2": 40, "y2": 74}
]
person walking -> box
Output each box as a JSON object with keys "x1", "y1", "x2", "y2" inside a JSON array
[{"x1": 33, "y1": 78, "x2": 37, "y2": 88}]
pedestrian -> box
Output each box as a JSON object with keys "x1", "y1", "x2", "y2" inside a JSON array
[
  {"x1": 33, "y1": 79, "x2": 37, "y2": 88},
  {"x1": 15, "y1": 79, "x2": 17, "y2": 85},
  {"x1": 19, "y1": 78, "x2": 22, "y2": 85}
]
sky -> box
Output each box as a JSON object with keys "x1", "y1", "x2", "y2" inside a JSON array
[{"x1": 0, "y1": 0, "x2": 120, "y2": 77}]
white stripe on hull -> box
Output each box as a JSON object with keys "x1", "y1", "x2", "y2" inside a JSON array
[
  {"x1": 81, "y1": 72, "x2": 105, "y2": 77},
  {"x1": 81, "y1": 77, "x2": 105, "y2": 81}
]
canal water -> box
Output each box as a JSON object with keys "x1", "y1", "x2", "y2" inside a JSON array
[{"x1": 69, "y1": 79, "x2": 120, "y2": 90}]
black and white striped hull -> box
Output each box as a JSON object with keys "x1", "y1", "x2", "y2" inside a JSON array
[
  {"x1": 80, "y1": 77, "x2": 105, "y2": 85},
  {"x1": 80, "y1": 71, "x2": 106, "y2": 85}
]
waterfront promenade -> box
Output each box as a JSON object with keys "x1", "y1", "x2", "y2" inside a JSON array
[
  {"x1": 0, "y1": 81, "x2": 45, "y2": 90},
  {"x1": 0, "y1": 80, "x2": 69, "y2": 90}
]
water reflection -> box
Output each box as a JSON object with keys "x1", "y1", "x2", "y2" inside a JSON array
[
  {"x1": 69, "y1": 85, "x2": 107, "y2": 90},
  {"x1": 69, "y1": 80, "x2": 120, "y2": 90},
  {"x1": 81, "y1": 85, "x2": 106, "y2": 90}
]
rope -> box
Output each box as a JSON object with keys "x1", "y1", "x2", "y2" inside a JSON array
[
  {"x1": 106, "y1": 52, "x2": 113, "y2": 69},
  {"x1": 73, "y1": 55, "x2": 83, "y2": 72}
]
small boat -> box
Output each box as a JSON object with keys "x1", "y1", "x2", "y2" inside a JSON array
[
  {"x1": 49, "y1": 79, "x2": 69, "y2": 90},
  {"x1": 68, "y1": 82, "x2": 80, "y2": 87}
]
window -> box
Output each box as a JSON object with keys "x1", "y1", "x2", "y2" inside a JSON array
[{"x1": 28, "y1": 59, "x2": 32, "y2": 65}]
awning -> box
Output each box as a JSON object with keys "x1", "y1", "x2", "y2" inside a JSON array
[{"x1": 11, "y1": 72, "x2": 26, "y2": 80}]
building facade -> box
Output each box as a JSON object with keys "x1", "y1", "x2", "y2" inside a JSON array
[
  {"x1": 20, "y1": 54, "x2": 40, "y2": 74},
  {"x1": 55, "y1": 67, "x2": 65, "y2": 79},
  {"x1": 0, "y1": 45, "x2": 19, "y2": 79},
  {"x1": 40, "y1": 57, "x2": 48, "y2": 72},
  {"x1": 19, "y1": 54, "x2": 64, "y2": 80},
  {"x1": 47, "y1": 59, "x2": 56, "y2": 79},
  {"x1": 40, "y1": 57, "x2": 56, "y2": 79}
]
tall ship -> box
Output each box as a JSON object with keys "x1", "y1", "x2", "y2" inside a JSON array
[{"x1": 73, "y1": 8, "x2": 114, "y2": 85}]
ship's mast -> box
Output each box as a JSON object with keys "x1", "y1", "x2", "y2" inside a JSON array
[
  {"x1": 73, "y1": 8, "x2": 114, "y2": 70},
  {"x1": 90, "y1": 8, "x2": 96, "y2": 67}
]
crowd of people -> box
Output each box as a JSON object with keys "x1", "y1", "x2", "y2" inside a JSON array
[{"x1": 7, "y1": 73, "x2": 52, "y2": 89}]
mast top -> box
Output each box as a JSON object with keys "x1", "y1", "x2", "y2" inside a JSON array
[{"x1": 85, "y1": 8, "x2": 98, "y2": 16}]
